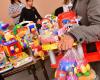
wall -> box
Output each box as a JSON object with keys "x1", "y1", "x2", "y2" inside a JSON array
[{"x1": 0, "y1": 0, "x2": 63, "y2": 23}]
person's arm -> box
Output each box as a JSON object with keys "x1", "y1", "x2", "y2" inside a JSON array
[
  {"x1": 59, "y1": 0, "x2": 100, "y2": 50},
  {"x1": 67, "y1": 0, "x2": 100, "y2": 43},
  {"x1": 9, "y1": 5, "x2": 20, "y2": 18},
  {"x1": 19, "y1": 8, "x2": 25, "y2": 22},
  {"x1": 34, "y1": 7, "x2": 42, "y2": 19},
  {"x1": 11, "y1": 12, "x2": 20, "y2": 18}
]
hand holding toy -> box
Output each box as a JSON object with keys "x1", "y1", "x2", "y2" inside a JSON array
[{"x1": 58, "y1": 34, "x2": 75, "y2": 50}]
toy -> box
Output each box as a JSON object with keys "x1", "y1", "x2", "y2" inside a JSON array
[
  {"x1": 0, "y1": 22, "x2": 9, "y2": 44},
  {"x1": 57, "y1": 11, "x2": 81, "y2": 36},
  {"x1": 0, "y1": 45, "x2": 13, "y2": 73},
  {"x1": 82, "y1": 41, "x2": 100, "y2": 62},
  {"x1": 78, "y1": 69, "x2": 96, "y2": 80},
  {"x1": 0, "y1": 30, "x2": 5, "y2": 44},
  {"x1": 16, "y1": 21, "x2": 45, "y2": 60},
  {"x1": 55, "y1": 70, "x2": 67, "y2": 80},
  {"x1": 45, "y1": 14, "x2": 59, "y2": 28},
  {"x1": 67, "y1": 72, "x2": 78, "y2": 80},
  {"x1": 4, "y1": 30, "x2": 15, "y2": 41},
  {"x1": 13, "y1": 24, "x2": 29, "y2": 49},
  {"x1": 29, "y1": 38, "x2": 45, "y2": 60},
  {"x1": 19, "y1": 21, "x2": 38, "y2": 43},
  {"x1": 3, "y1": 40, "x2": 33, "y2": 68},
  {"x1": 54, "y1": 47, "x2": 92, "y2": 80},
  {"x1": 0, "y1": 22, "x2": 9, "y2": 31},
  {"x1": 39, "y1": 18, "x2": 59, "y2": 67}
]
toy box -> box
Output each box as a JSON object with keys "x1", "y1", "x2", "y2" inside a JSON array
[
  {"x1": 0, "y1": 45, "x2": 13, "y2": 73},
  {"x1": 3, "y1": 40, "x2": 33, "y2": 68}
]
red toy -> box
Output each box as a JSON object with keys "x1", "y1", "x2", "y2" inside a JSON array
[
  {"x1": 58, "y1": 11, "x2": 77, "y2": 28},
  {"x1": 82, "y1": 41, "x2": 100, "y2": 62}
]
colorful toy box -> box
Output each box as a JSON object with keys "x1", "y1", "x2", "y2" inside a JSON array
[
  {"x1": 3, "y1": 40, "x2": 33, "y2": 68},
  {"x1": 0, "y1": 45, "x2": 13, "y2": 73}
]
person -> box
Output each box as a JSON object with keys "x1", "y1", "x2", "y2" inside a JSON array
[
  {"x1": 55, "y1": 0, "x2": 73, "y2": 16},
  {"x1": 9, "y1": 0, "x2": 25, "y2": 24},
  {"x1": 19, "y1": 0, "x2": 42, "y2": 23},
  {"x1": 59, "y1": 0, "x2": 100, "y2": 50}
]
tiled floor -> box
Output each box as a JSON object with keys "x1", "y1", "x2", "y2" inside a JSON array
[{"x1": 5, "y1": 59, "x2": 100, "y2": 80}]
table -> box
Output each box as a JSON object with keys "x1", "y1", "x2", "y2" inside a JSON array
[{"x1": 2, "y1": 57, "x2": 49, "y2": 80}]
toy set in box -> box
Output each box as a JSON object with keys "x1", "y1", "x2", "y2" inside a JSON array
[
  {"x1": 3, "y1": 40, "x2": 33, "y2": 68},
  {"x1": 0, "y1": 45, "x2": 13, "y2": 74}
]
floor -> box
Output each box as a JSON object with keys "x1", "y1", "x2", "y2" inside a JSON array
[
  {"x1": 5, "y1": 59, "x2": 52, "y2": 80},
  {"x1": 5, "y1": 59, "x2": 100, "y2": 80}
]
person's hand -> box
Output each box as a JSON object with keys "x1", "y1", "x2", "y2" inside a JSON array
[{"x1": 58, "y1": 34, "x2": 74, "y2": 50}]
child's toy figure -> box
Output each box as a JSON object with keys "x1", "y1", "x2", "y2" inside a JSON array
[{"x1": 30, "y1": 35, "x2": 45, "y2": 60}]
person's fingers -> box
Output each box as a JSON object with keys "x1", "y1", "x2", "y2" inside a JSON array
[
  {"x1": 62, "y1": 42, "x2": 66, "y2": 50},
  {"x1": 58, "y1": 40, "x2": 63, "y2": 50}
]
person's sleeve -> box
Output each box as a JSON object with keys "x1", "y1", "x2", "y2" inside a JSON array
[
  {"x1": 34, "y1": 7, "x2": 42, "y2": 19},
  {"x1": 8, "y1": 5, "x2": 15, "y2": 18},
  {"x1": 66, "y1": 0, "x2": 100, "y2": 43},
  {"x1": 19, "y1": 8, "x2": 24, "y2": 22}
]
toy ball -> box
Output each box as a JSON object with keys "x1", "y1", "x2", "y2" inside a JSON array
[
  {"x1": 86, "y1": 64, "x2": 90, "y2": 71},
  {"x1": 15, "y1": 48, "x2": 19, "y2": 52},
  {"x1": 74, "y1": 67, "x2": 78, "y2": 73},
  {"x1": 80, "y1": 65, "x2": 87, "y2": 73},
  {"x1": 31, "y1": 28, "x2": 36, "y2": 33}
]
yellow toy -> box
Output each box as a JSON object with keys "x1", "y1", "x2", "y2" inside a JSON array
[{"x1": 29, "y1": 37, "x2": 45, "y2": 60}]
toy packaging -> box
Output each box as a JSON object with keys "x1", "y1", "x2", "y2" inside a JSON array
[
  {"x1": 0, "y1": 45, "x2": 13, "y2": 73},
  {"x1": 14, "y1": 21, "x2": 45, "y2": 60},
  {"x1": 54, "y1": 47, "x2": 96, "y2": 80},
  {"x1": 3, "y1": 40, "x2": 33, "y2": 68},
  {"x1": 39, "y1": 18, "x2": 59, "y2": 67}
]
